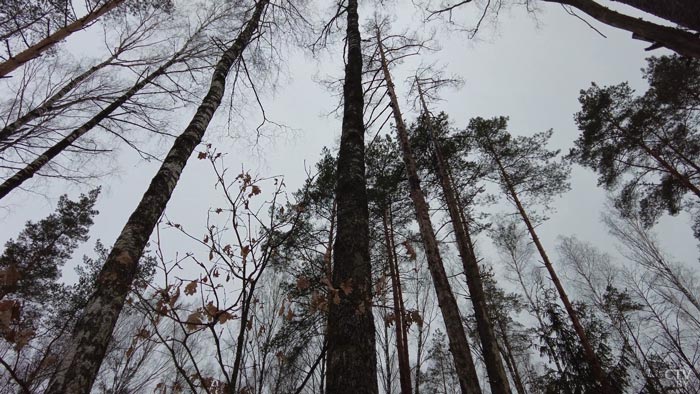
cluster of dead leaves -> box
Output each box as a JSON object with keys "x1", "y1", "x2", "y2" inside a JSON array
[
  {"x1": 383, "y1": 309, "x2": 423, "y2": 329},
  {"x1": 0, "y1": 299, "x2": 34, "y2": 350},
  {"x1": 185, "y1": 301, "x2": 235, "y2": 332}
]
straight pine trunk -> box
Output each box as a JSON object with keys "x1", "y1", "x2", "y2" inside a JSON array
[
  {"x1": 490, "y1": 152, "x2": 613, "y2": 392},
  {"x1": 388, "y1": 207, "x2": 411, "y2": 393},
  {"x1": 324, "y1": 0, "x2": 379, "y2": 392},
  {"x1": 376, "y1": 31, "x2": 481, "y2": 394},
  {"x1": 543, "y1": 0, "x2": 700, "y2": 58},
  {"x1": 417, "y1": 100, "x2": 511, "y2": 393},
  {"x1": 611, "y1": 0, "x2": 700, "y2": 32},
  {"x1": 382, "y1": 207, "x2": 412, "y2": 394},
  {"x1": 44, "y1": 2, "x2": 269, "y2": 393},
  {"x1": 0, "y1": 0, "x2": 126, "y2": 78},
  {"x1": 0, "y1": 51, "x2": 118, "y2": 148}
]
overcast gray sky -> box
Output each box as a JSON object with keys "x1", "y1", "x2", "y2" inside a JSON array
[{"x1": 0, "y1": 0, "x2": 696, "y2": 285}]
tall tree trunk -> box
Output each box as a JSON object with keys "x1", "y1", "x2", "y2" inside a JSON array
[
  {"x1": 611, "y1": 0, "x2": 700, "y2": 32},
  {"x1": 376, "y1": 30, "x2": 482, "y2": 394},
  {"x1": 384, "y1": 300, "x2": 393, "y2": 394},
  {"x1": 415, "y1": 85, "x2": 511, "y2": 394},
  {"x1": 388, "y1": 206, "x2": 412, "y2": 393},
  {"x1": 0, "y1": 0, "x2": 126, "y2": 78},
  {"x1": 415, "y1": 323, "x2": 423, "y2": 394},
  {"x1": 489, "y1": 152, "x2": 613, "y2": 392},
  {"x1": 383, "y1": 207, "x2": 412, "y2": 394},
  {"x1": 0, "y1": 51, "x2": 118, "y2": 148},
  {"x1": 44, "y1": 2, "x2": 269, "y2": 393},
  {"x1": 325, "y1": 0, "x2": 379, "y2": 392},
  {"x1": 542, "y1": 0, "x2": 700, "y2": 58}
]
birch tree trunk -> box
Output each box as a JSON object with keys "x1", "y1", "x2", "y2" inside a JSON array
[
  {"x1": 0, "y1": 0, "x2": 126, "y2": 78},
  {"x1": 0, "y1": 52, "x2": 118, "y2": 147},
  {"x1": 324, "y1": 0, "x2": 379, "y2": 392},
  {"x1": 376, "y1": 30, "x2": 482, "y2": 394},
  {"x1": 44, "y1": 2, "x2": 269, "y2": 393},
  {"x1": 0, "y1": 21, "x2": 209, "y2": 201}
]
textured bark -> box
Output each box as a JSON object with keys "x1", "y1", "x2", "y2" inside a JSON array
[
  {"x1": 382, "y1": 208, "x2": 412, "y2": 394},
  {"x1": 0, "y1": 43, "x2": 186, "y2": 201},
  {"x1": 543, "y1": 0, "x2": 700, "y2": 58},
  {"x1": 490, "y1": 153, "x2": 613, "y2": 392},
  {"x1": 611, "y1": 0, "x2": 700, "y2": 32},
  {"x1": 376, "y1": 31, "x2": 481, "y2": 394},
  {"x1": 324, "y1": 0, "x2": 379, "y2": 392},
  {"x1": 0, "y1": 52, "x2": 118, "y2": 148},
  {"x1": 0, "y1": 0, "x2": 126, "y2": 78},
  {"x1": 44, "y1": 2, "x2": 269, "y2": 393},
  {"x1": 416, "y1": 87, "x2": 511, "y2": 394}
]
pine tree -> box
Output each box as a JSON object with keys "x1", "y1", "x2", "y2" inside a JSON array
[
  {"x1": 570, "y1": 55, "x2": 700, "y2": 237},
  {"x1": 324, "y1": 1, "x2": 379, "y2": 392}
]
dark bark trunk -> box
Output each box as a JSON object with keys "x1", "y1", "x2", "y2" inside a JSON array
[
  {"x1": 383, "y1": 207, "x2": 412, "y2": 394},
  {"x1": 416, "y1": 101, "x2": 511, "y2": 393},
  {"x1": 0, "y1": 0, "x2": 126, "y2": 78},
  {"x1": 388, "y1": 207, "x2": 412, "y2": 394},
  {"x1": 611, "y1": 0, "x2": 700, "y2": 32},
  {"x1": 44, "y1": 2, "x2": 268, "y2": 393},
  {"x1": 230, "y1": 280, "x2": 256, "y2": 394},
  {"x1": 376, "y1": 31, "x2": 481, "y2": 394},
  {"x1": 490, "y1": 152, "x2": 613, "y2": 392},
  {"x1": 325, "y1": 0, "x2": 379, "y2": 392},
  {"x1": 543, "y1": 0, "x2": 700, "y2": 58},
  {"x1": 0, "y1": 52, "x2": 117, "y2": 148}
]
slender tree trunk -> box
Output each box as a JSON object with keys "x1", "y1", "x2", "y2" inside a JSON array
[
  {"x1": 611, "y1": 0, "x2": 700, "y2": 32},
  {"x1": 231, "y1": 279, "x2": 257, "y2": 394},
  {"x1": 489, "y1": 152, "x2": 613, "y2": 392},
  {"x1": 0, "y1": 0, "x2": 126, "y2": 78},
  {"x1": 388, "y1": 206, "x2": 412, "y2": 393},
  {"x1": 376, "y1": 30, "x2": 481, "y2": 394},
  {"x1": 496, "y1": 320, "x2": 527, "y2": 394},
  {"x1": 0, "y1": 52, "x2": 118, "y2": 148},
  {"x1": 542, "y1": 0, "x2": 700, "y2": 58},
  {"x1": 384, "y1": 303, "x2": 393, "y2": 394},
  {"x1": 415, "y1": 87, "x2": 511, "y2": 394},
  {"x1": 502, "y1": 240, "x2": 568, "y2": 380},
  {"x1": 383, "y1": 207, "x2": 412, "y2": 394},
  {"x1": 415, "y1": 324, "x2": 423, "y2": 394},
  {"x1": 0, "y1": 53, "x2": 180, "y2": 201},
  {"x1": 325, "y1": 0, "x2": 379, "y2": 392},
  {"x1": 44, "y1": 3, "x2": 269, "y2": 393}
]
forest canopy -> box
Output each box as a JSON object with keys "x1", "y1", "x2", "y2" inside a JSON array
[{"x1": 0, "y1": 0, "x2": 698, "y2": 393}]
